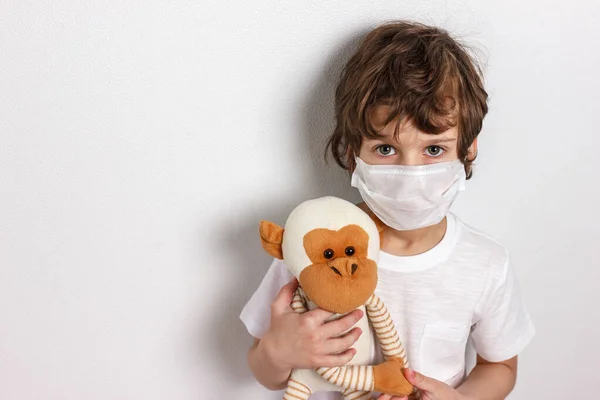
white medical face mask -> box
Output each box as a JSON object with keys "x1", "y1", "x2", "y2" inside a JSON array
[{"x1": 351, "y1": 157, "x2": 466, "y2": 231}]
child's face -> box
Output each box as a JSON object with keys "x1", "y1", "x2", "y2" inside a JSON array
[{"x1": 358, "y1": 104, "x2": 476, "y2": 166}]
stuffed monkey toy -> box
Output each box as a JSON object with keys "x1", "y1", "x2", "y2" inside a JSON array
[{"x1": 259, "y1": 196, "x2": 413, "y2": 400}]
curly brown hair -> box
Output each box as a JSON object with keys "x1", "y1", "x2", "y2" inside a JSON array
[{"x1": 326, "y1": 20, "x2": 488, "y2": 179}]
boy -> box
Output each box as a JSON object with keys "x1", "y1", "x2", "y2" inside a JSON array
[{"x1": 240, "y1": 20, "x2": 535, "y2": 400}]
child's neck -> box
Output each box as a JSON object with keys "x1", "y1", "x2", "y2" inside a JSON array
[{"x1": 381, "y1": 217, "x2": 447, "y2": 257}]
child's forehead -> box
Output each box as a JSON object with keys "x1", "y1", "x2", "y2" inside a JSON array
[
  {"x1": 368, "y1": 104, "x2": 417, "y2": 134},
  {"x1": 369, "y1": 104, "x2": 396, "y2": 129},
  {"x1": 368, "y1": 105, "x2": 457, "y2": 142}
]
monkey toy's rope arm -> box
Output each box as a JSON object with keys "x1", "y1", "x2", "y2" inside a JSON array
[
  {"x1": 290, "y1": 288, "x2": 309, "y2": 313},
  {"x1": 364, "y1": 293, "x2": 409, "y2": 367}
]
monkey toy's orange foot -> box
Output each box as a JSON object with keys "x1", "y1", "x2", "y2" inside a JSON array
[{"x1": 372, "y1": 358, "x2": 413, "y2": 397}]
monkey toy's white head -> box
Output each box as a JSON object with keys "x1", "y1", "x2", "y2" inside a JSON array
[{"x1": 259, "y1": 196, "x2": 381, "y2": 314}]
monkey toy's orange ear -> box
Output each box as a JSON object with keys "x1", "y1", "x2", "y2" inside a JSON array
[{"x1": 259, "y1": 220, "x2": 284, "y2": 259}]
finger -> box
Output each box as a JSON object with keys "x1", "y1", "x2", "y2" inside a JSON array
[
  {"x1": 321, "y1": 309, "x2": 364, "y2": 337},
  {"x1": 270, "y1": 278, "x2": 299, "y2": 315},
  {"x1": 323, "y1": 327, "x2": 362, "y2": 354},
  {"x1": 316, "y1": 348, "x2": 356, "y2": 367},
  {"x1": 304, "y1": 307, "x2": 336, "y2": 323},
  {"x1": 404, "y1": 368, "x2": 438, "y2": 392}
]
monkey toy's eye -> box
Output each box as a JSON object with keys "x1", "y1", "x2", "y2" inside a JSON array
[
  {"x1": 323, "y1": 249, "x2": 334, "y2": 259},
  {"x1": 345, "y1": 246, "x2": 355, "y2": 256}
]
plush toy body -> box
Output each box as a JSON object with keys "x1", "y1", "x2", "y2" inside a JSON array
[{"x1": 259, "y1": 196, "x2": 413, "y2": 400}]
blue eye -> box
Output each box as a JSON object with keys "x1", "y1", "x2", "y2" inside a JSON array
[
  {"x1": 376, "y1": 145, "x2": 397, "y2": 156},
  {"x1": 425, "y1": 146, "x2": 445, "y2": 157}
]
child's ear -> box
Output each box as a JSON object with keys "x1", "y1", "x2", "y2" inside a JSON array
[
  {"x1": 259, "y1": 220, "x2": 284, "y2": 259},
  {"x1": 346, "y1": 147, "x2": 358, "y2": 173},
  {"x1": 467, "y1": 138, "x2": 479, "y2": 161}
]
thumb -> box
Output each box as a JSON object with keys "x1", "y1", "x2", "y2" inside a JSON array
[
  {"x1": 271, "y1": 278, "x2": 299, "y2": 315},
  {"x1": 404, "y1": 368, "x2": 439, "y2": 393}
]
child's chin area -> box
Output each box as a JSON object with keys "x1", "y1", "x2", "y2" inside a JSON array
[{"x1": 299, "y1": 259, "x2": 377, "y2": 314}]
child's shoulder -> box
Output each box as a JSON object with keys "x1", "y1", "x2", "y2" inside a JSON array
[{"x1": 452, "y1": 213, "x2": 510, "y2": 269}]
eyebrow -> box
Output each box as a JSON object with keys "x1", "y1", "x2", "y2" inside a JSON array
[{"x1": 421, "y1": 136, "x2": 457, "y2": 144}]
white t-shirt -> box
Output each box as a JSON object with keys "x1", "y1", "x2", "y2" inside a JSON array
[{"x1": 240, "y1": 213, "x2": 535, "y2": 399}]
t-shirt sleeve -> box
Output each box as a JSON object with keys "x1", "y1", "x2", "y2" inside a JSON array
[
  {"x1": 471, "y1": 254, "x2": 536, "y2": 362},
  {"x1": 239, "y1": 258, "x2": 294, "y2": 339}
]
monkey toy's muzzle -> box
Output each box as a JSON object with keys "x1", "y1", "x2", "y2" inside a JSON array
[{"x1": 299, "y1": 257, "x2": 378, "y2": 314}]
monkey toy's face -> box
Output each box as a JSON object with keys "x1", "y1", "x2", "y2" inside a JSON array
[
  {"x1": 259, "y1": 196, "x2": 382, "y2": 316},
  {"x1": 299, "y1": 224, "x2": 377, "y2": 314}
]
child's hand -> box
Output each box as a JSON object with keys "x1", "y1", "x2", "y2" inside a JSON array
[
  {"x1": 260, "y1": 278, "x2": 364, "y2": 371},
  {"x1": 376, "y1": 369, "x2": 464, "y2": 400}
]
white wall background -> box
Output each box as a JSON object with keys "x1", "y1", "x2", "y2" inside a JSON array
[{"x1": 1, "y1": 0, "x2": 598, "y2": 398}]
